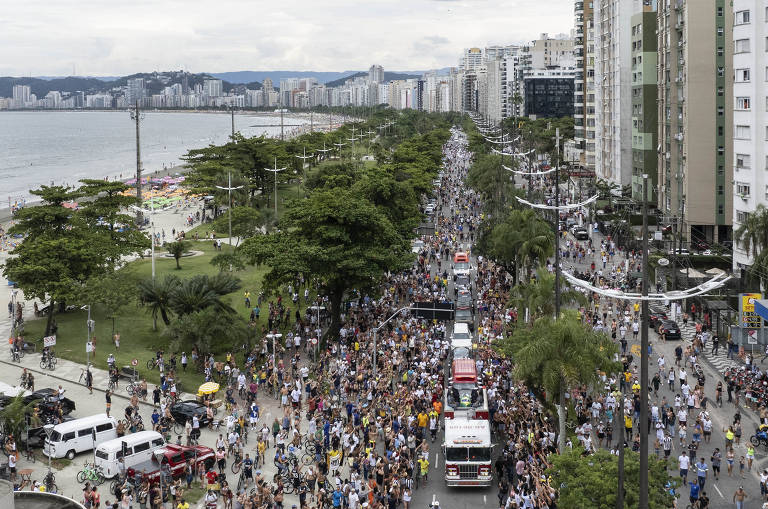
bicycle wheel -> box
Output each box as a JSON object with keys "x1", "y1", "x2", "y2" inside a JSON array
[
  {"x1": 173, "y1": 422, "x2": 183, "y2": 435},
  {"x1": 750, "y1": 435, "x2": 761, "y2": 446},
  {"x1": 76, "y1": 471, "x2": 85, "y2": 484},
  {"x1": 126, "y1": 385, "x2": 134, "y2": 395},
  {"x1": 39, "y1": 359, "x2": 47, "y2": 370},
  {"x1": 231, "y1": 461, "x2": 241, "y2": 474},
  {"x1": 146, "y1": 359, "x2": 155, "y2": 370},
  {"x1": 300, "y1": 452, "x2": 314, "y2": 466}
]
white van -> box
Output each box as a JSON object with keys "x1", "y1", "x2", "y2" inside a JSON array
[
  {"x1": 43, "y1": 414, "x2": 118, "y2": 459},
  {"x1": 95, "y1": 431, "x2": 166, "y2": 478}
]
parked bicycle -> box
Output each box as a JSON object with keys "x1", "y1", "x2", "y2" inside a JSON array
[{"x1": 77, "y1": 462, "x2": 105, "y2": 485}]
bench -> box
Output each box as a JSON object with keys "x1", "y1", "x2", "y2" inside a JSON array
[{"x1": 118, "y1": 366, "x2": 139, "y2": 381}]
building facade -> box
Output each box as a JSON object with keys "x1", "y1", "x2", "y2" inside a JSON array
[
  {"x1": 573, "y1": 0, "x2": 596, "y2": 170},
  {"x1": 657, "y1": 0, "x2": 732, "y2": 246},
  {"x1": 594, "y1": 0, "x2": 633, "y2": 189},
  {"x1": 630, "y1": 0, "x2": 658, "y2": 202},
  {"x1": 732, "y1": 1, "x2": 768, "y2": 270},
  {"x1": 523, "y1": 69, "x2": 576, "y2": 119}
]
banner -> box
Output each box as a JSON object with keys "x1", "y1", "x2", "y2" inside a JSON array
[
  {"x1": 43, "y1": 336, "x2": 56, "y2": 347},
  {"x1": 740, "y1": 293, "x2": 763, "y2": 329}
]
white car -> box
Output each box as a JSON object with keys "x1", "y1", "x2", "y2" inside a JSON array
[{"x1": 412, "y1": 240, "x2": 425, "y2": 254}]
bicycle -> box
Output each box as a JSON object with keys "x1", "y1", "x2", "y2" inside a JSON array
[
  {"x1": 146, "y1": 358, "x2": 163, "y2": 371},
  {"x1": 39, "y1": 353, "x2": 56, "y2": 371},
  {"x1": 126, "y1": 381, "x2": 144, "y2": 396},
  {"x1": 108, "y1": 378, "x2": 118, "y2": 392},
  {"x1": 77, "y1": 462, "x2": 105, "y2": 485},
  {"x1": 10, "y1": 348, "x2": 20, "y2": 363}
]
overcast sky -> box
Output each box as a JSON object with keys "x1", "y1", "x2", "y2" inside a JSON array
[{"x1": 2, "y1": 0, "x2": 573, "y2": 77}]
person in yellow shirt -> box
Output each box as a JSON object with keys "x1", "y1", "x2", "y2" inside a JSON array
[
  {"x1": 177, "y1": 499, "x2": 190, "y2": 509},
  {"x1": 418, "y1": 457, "x2": 430, "y2": 482},
  {"x1": 417, "y1": 411, "x2": 428, "y2": 435}
]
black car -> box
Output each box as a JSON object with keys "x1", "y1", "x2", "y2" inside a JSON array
[
  {"x1": 170, "y1": 400, "x2": 214, "y2": 427},
  {"x1": 28, "y1": 389, "x2": 76, "y2": 416},
  {"x1": 574, "y1": 229, "x2": 589, "y2": 240},
  {"x1": 657, "y1": 320, "x2": 681, "y2": 340},
  {"x1": 648, "y1": 305, "x2": 669, "y2": 329}
]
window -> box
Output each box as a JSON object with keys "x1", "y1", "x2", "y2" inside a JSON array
[
  {"x1": 735, "y1": 10, "x2": 751, "y2": 25},
  {"x1": 96, "y1": 423, "x2": 113, "y2": 433},
  {"x1": 78, "y1": 429, "x2": 93, "y2": 438},
  {"x1": 718, "y1": 27, "x2": 725, "y2": 36},
  {"x1": 735, "y1": 39, "x2": 751, "y2": 53},
  {"x1": 737, "y1": 97, "x2": 751, "y2": 110},
  {"x1": 737, "y1": 210, "x2": 750, "y2": 223},
  {"x1": 736, "y1": 68, "x2": 751, "y2": 82},
  {"x1": 718, "y1": 205, "x2": 724, "y2": 215},
  {"x1": 152, "y1": 438, "x2": 165, "y2": 447},
  {"x1": 737, "y1": 153, "x2": 752, "y2": 168},
  {"x1": 718, "y1": 66, "x2": 725, "y2": 77},
  {"x1": 736, "y1": 125, "x2": 752, "y2": 139},
  {"x1": 62, "y1": 432, "x2": 75, "y2": 441},
  {"x1": 718, "y1": 185, "x2": 724, "y2": 195},
  {"x1": 718, "y1": 7, "x2": 724, "y2": 17},
  {"x1": 133, "y1": 442, "x2": 151, "y2": 453},
  {"x1": 737, "y1": 183, "x2": 751, "y2": 196},
  {"x1": 765, "y1": 185, "x2": 768, "y2": 200},
  {"x1": 718, "y1": 47, "x2": 724, "y2": 56},
  {"x1": 718, "y1": 126, "x2": 724, "y2": 136}
]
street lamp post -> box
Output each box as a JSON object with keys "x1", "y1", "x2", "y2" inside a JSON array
[
  {"x1": 215, "y1": 171, "x2": 244, "y2": 249},
  {"x1": 131, "y1": 202, "x2": 172, "y2": 283},
  {"x1": 43, "y1": 424, "x2": 54, "y2": 491},
  {"x1": 264, "y1": 157, "x2": 288, "y2": 219},
  {"x1": 154, "y1": 449, "x2": 165, "y2": 508},
  {"x1": 295, "y1": 147, "x2": 314, "y2": 198}
]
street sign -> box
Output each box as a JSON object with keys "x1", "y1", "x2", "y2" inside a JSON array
[
  {"x1": 310, "y1": 337, "x2": 318, "y2": 345},
  {"x1": 43, "y1": 336, "x2": 56, "y2": 347},
  {"x1": 131, "y1": 358, "x2": 138, "y2": 366},
  {"x1": 657, "y1": 258, "x2": 669, "y2": 266},
  {"x1": 748, "y1": 329, "x2": 758, "y2": 344},
  {"x1": 740, "y1": 293, "x2": 763, "y2": 329}
]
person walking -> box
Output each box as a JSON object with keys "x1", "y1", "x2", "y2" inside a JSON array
[
  {"x1": 105, "y1": 390, "x2": 112, "y2": 417},
  {"x1": 732, "y1": 486, "x2": 747, "y2": 509}
]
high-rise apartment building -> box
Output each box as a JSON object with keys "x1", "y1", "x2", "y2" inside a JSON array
[
  {"x1": 125, "y1": 78, "x2": 146, "y2": 105},
  {"x1": 657, "y1": 0, "x2": 732, "y2": 246},
  {"x1": 732, "y1": 1, "x2": 767, "y2": 270},
  {"x1": 368, "y1": 65, "x2": 384, "y2": 84},
  {"x1": 630, "y1": 0, "x2": 658, "y2": 202},
  {"x1": 203, "y1": 78, "x2": 223, "y2": 98},
  {"x1": 12, "y1": 85, "x2": 31, "y2": 108},
  {"x1": 262, "y1": 78, "x2": 274, "y2": 94},
  {"x1": 460, "y1": 48, "x2": 484, "y2": 72},
  {"x1": 530, "y1": 33, "x2": 575, "y2": 68},
  {"x1": 594, "y1": 0, "x2": 633, "y2": 189},
  {"x1": 573, "y1": 1, "x2": 596, "y2": 170}
]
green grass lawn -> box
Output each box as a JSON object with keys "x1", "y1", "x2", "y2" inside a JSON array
[{"x1": 23, "y1": 240, "x2": 306, "y2": 392}]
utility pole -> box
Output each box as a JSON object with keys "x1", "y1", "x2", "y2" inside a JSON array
[
  {"x1": 616, "y1": 385, "x2": 625, "y2": 509},
  {"x1": 231, "y1": 106, "x2": 235, "y2": 139},
  {"x1": 280, "y1": 106, "x2": 285, "y2": 141},
  {"x1": 639, "y1": 174, "x2": 650, "y2": 509},
  {"x1": 215, "y1": 171, "x2": 244, "y2": 249},
  {"x1": 132, "y1": 101, "x2": 143, "y2": 224},
  {"x1": 310, "y1": 110, "x2": 314, "y2": 133},
  {"x1": 295, "y1": 147, "x2": 314, "y2": 198},
  {"x1": 554, "y1": 128, "x2": 561, "y2": 318},
  {"x1": 265, "y1": 157, "x2": 287, "y2": 219}
]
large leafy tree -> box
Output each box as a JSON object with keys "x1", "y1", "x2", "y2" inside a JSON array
[
  {"x1": 496, "y1": 310, "x2": 619, "y2": 452},
  {"x1": 483, "y1": 209, "x2": 554, "y2": 282},
  {"x1": 240, "y1": 188, "x2": 408, "y2": 336},
  {"x1": 547, "y1": 447, "x2": 677, "y2": 509},
  {"x1": 3, "y1": 185, "x2": 144, "y2": 335},
  {"x1": 734, "y1": 204, "x2": 768, "y2": 288}
]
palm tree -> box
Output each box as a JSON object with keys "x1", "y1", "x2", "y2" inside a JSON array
[
  {"x1": 137, "y1": 275, "x2": 178, "y2": 329},
  {"x1": 509, "y1": 267, "x2": 584, "y2": 322},
  {"x1": 735, "y1": 204, "x2": 768, "y2": 260},
  {"x1": 168, "y1": 275, "x2": 239, "y2": 317},
  {"x1": 0, "y1": 394, "x2": 39, "y2": 442},
  {"x1": 496, "y1": 310, "x2": 619, "y2": 452},
  {"x1": 488, "y1": 209, "x2": 553, "y2": 283},
  {"x1": 166, "y1": 241, "x2": 189, "y2": 270}
]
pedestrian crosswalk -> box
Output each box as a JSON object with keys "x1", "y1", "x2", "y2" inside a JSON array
[{"x1": 679, "y1": 321, "x2": 741, "y2": 373}]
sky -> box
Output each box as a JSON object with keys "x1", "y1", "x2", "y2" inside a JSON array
[{"x1": 1, "y1": 0, "x2": 573, "y2": 77}]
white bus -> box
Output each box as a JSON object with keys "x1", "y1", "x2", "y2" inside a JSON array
[
  {"x1": 442, "y1": 417, "x2": 493, "y2": 487},
  {"x1": 95, "y1": 431, "x2": 166, "y2": 478}
]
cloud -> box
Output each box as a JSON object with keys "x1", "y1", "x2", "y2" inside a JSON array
[{"x1": 0, "y1": 0, "x2": 573, "y2": 76}]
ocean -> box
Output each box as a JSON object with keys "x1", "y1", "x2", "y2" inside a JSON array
[{"x1": 0, "y1": 111, "x2": 310, "y2": 209}]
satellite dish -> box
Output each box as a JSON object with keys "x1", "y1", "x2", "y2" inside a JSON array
[{"x1": 658, "y1": 258, "x2": 670, "y2": 266}]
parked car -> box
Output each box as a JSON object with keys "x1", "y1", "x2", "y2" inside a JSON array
[
  {"x1": 169, "y1": 400, "x2": 214, "y2": 427},
  {"x1": 125, "y1": 444, "x2": 215, "y2": 487},
  {"x1": 648, "y1": 305, "x2": 669, "y2": 329},
  {"x1": 21, "y1": 416, "x2": 74, "y2": 448},
  {"x1": 28, "y1": 388, "x2": 76, "y2": 416},
  {"x1": 657, "y1": 320, "x2": 682, "y2": 340},
  {"x1": 574, "y1": 228, "x2": 589, "y2": 240}
]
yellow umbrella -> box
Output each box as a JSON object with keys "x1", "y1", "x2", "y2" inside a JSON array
[{"x1": 197, "y1": 382, "x2": 220, "y2": 396}]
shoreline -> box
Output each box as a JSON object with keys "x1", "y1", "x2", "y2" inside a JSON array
[{"x1": 0, "y1": 165, "x2": 191, "y2": 224}]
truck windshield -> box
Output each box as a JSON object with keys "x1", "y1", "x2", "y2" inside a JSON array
[
  {"x1": 468, "y1": 447, "x2": 492, "y2": 461},
  {"x1": 447, "y1": 388, "x2": 482, "y2": 408},
  {"x1": 446, "y1": 448, "x2": 468, "y2": 461}
]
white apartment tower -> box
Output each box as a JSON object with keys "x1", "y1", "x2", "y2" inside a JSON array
[
  {"x1": 203, "y1": 79, "x2": 223, "y2": 98},
  {"x1": 368, "y1": 65, "x2": 384, "y2": 84},
  {"x1": 733, "y1": 1, "x2": 767, "y2": 270},
  {"x1": 594, "y1": 0, "x2": 633, "y2": 189},
  {"x1": 574, "y1": 1, "x2": 596, "y2": 170}
]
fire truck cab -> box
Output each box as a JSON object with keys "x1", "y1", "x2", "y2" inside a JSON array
[{"x1": 443, "y1": 417, "x2": 493, "y2": 486}]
